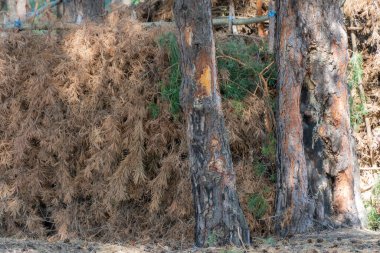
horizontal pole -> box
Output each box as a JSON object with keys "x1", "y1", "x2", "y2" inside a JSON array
[
  {"x1": 1, "y1": 15, "x2": 271, "y2": 31},
  {"x1": 0, "y1": 23, "x2": 80, "y2": 31},
  {"x1": 142, "y1": 16, "x2": 269, "y2": 28},
  {"x1": 212, "y1": 15, "x2": 269, "y2": 25}
]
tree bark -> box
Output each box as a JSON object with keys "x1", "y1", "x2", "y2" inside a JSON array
[
  {"x1": 275, "y1": 0, "x2": 366, "y2": 236},
  {"x1": 58, "y1": 0, "x2": 104, "y2": 23},
  {"x1": 173, "y1": 0, "x2": 250, "y2": 247}
]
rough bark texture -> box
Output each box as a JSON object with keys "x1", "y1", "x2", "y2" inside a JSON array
[
  {"x1": 275, "y1": 0, "x2": 366, "y2": 236},
  {"x1": 58, "y1": 0, "x2": 104, "y2": 23},
  {"x1": 173, "y1": 0, "x2": 250, "y2": 247}
]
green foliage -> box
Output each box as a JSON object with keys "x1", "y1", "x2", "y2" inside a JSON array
[
  {"x1": 348, "y1": 52, "x2": 367, "y2": 129},
  {"x1": 148, "y1": 102, "x2": 160, "y2": 119},
  {"x1": 157, "y1": 33, "x2": 182, "y2": 116},
  {"x1": 253, "y1": 160, "x2": 276, "y2": 182},
  {"x1": 217, "y1": 38, "x2": 276, "y2": 100},
  {"x1": 269, "y1": 173, "x2": 276, "y2": 183},
  {"x1": 261, "y1": 133, "x2": 276, "y2": 160},
  {"x1": 373, "y1": 181, "x2": 380, "y2": 196},
  {"x1": 366, "y1": 180, "x2": 380, "y2": 230},
  {"x1": 28, "y1": 0, "x2": 47, "y2": 10},
  {"x1": 247, "y1": 193, "x2": 269, "y2": 219},
  {"x1": 157, "y1": 33, "x2": 276, "y2": 117},
  {"x1": 231, "y1": 100, "x2": 244, "y2": 117},
  {"x1": 367, "y1": 206, "x2": 380, "y2": 230},
  {"x1": 348, "y1": 53, "x2": 364, "y2": 90},
  {"x1": 206, "y1": 231, "x2": 218, "y2": 247},
  {"x1": 264, "y1": 237, "x2": 276, "y2": 246},
  {"x1": 254, "y1": 161, "x2": 267, "y2": 177}
]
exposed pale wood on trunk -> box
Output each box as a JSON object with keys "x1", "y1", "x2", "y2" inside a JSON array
[{"x1": 174, "y1": 0, "x2": 250, "y2": 247}]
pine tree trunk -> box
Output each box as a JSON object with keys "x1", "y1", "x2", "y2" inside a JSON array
[
  {"x1": 173, "y1": 0, "x2": 250, "y2": 247},
  {"x1": 275, "y1": 0, "x2": 366, "y2": 236}
]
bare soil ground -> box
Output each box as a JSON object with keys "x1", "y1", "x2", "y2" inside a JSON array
[{"x1": 1, "y1": 229, "x2": 379, "y2": 253}]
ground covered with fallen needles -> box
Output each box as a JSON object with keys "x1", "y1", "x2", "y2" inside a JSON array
[{"x1": 1, "y1": 229, "x2": 380, "y2": 253}]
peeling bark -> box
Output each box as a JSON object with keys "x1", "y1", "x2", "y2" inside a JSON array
[
  {"x1": 174, "y1": 0, "x2": 250, "y2": 247},
  {"x1": 275, "y1": 0, "x2": 366, "y2": 236}
]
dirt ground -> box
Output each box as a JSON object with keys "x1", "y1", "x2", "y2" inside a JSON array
[{"x1": 0, "y1": 229, "x2": 379, "y2": 253}]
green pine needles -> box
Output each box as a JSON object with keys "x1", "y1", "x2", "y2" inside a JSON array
[
  {"x1": 365, "y1": 180, "x2": 380, "y2": 230},
  {"x1": 157, "y1": 32, "x2": 182, "y2": 116},
  {"x1": 157, "y1": 32, "x2": 276, "y2": 118},
  {"x1": 348, "y1": 52, "x2": 367, "y2": 129},
  {"x1": 217, "y1": 37, "x2": 276, "y2": 100}
]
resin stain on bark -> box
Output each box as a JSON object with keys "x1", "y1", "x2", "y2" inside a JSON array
[
  {"x1": 197, "y1": 66, "x2": 212, "y2": 97},
  {"x1": 185, "y1": 26, "x2": 193, "y2": 47},
  {"x1": 196, "y1": 50, "x2": 212, "y2": 97}
]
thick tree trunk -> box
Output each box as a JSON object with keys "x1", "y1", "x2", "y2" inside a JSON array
[
  {"x1": 275, "y1": 0, "x2": 366, "y2": 236},
  {"x1": 58, "y1": 0, "x2": 104, "y2": 23},
  {"x1": 173, "y1": 0, "x2": 250, "y2": 247}
]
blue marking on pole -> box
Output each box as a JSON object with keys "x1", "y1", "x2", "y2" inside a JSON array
[
  {"x1": 268, "y1": 10, "x2": 276, "y2": 18},
  {"x1": 14, "y1": 19, "x2": 22, "y2": 29}
]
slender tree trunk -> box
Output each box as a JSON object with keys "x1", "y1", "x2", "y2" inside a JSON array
[
  {"x1": 228, "y1": 0, "x2": 237, "y2": 34},
  {"x1": 16, "y1": 0, "x2": 27, "y2": 19},
  {"x1": 5, "y1": 0, "x2": 27, "y2": 20},
  {"x1": 275, "y1": 0, "x2": 366, "y2": 236},
  {"x1": 6, "y1": 0, "x2": 17, "y2": 21},
  {"x1": 58, "y1": 0, "x2": 104, "y2": 23},
  {"x1": 173, "y1": 0, "x2": 250, "y2": 247},
  {"x1": 268, "y1": 0, "x2": 275, "y2": 53}
]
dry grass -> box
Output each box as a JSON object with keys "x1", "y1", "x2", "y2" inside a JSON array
[{"x1": 0, "y1": 9, "x2": 274, "y2": 245}]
